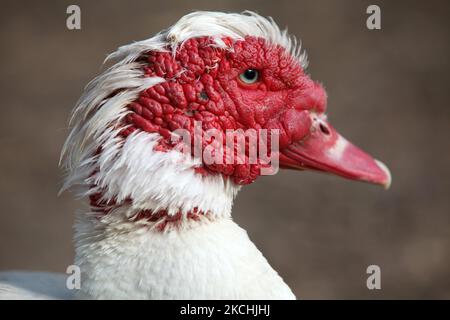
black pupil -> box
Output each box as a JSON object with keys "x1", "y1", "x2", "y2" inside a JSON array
[{"x1": 244, "y1": 69, "x2": 257, "y2": 80}]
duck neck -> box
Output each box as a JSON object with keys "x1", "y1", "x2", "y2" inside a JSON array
[
  {"x1": 72, "y1": 132, "x2": 248, "y2": 298},
  {"x1": 72, "y1": 180, "x2": 243, "y2": 299}
]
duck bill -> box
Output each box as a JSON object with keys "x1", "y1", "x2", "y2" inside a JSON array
[{"x1": 279, "y1": 121, "x2": 391, "y2": 189}]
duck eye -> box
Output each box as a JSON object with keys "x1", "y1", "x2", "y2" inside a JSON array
[{"x1": 239, "y1": 69, "x2": 259, "y2": 84}]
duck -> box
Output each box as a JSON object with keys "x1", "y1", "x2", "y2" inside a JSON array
[{"x1": 0, "y1": 11, "x2": 391, "y2": 300}]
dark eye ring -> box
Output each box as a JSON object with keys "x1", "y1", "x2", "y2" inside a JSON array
[{"x1": 239, "y1": 69, "x2": 259, "y2": 84}]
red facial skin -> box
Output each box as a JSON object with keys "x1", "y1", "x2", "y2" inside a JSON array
[{"x1": 122, "y1": 36, "x2": 327, "y2": 184}]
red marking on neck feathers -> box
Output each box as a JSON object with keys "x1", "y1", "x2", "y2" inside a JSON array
[
  {"x1": 89, "y1": 191, "x2": 207, "y2": 231},
  {"x1": 132, "y1": 207, "x2": 206, "y2": 231}
]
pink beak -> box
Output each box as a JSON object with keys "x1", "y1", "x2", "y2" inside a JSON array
[{"x1": 279, "y1": 117, "x2": 392, "y2": 189}]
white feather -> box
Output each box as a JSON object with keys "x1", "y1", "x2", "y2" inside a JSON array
[
  {"x1": 88, "y1": 131, "x2": 239, "y2": 218},
  {"x1": 0, "y1": 272, "x2": 72, "y2": 300},
  {"x1": 73, "y1": 213, "x2": 295, "y2": 299}
]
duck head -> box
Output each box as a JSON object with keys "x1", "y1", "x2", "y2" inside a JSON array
[{"x1": 61, "y1": 11, "x2": 391, "y2": 225}]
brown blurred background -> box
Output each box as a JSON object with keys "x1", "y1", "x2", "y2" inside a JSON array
[{"x1": 0, "y1": 0, "x2": 449, "y2": 299}]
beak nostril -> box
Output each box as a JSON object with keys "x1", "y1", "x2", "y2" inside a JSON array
[{"x1": 319, "y1": 123, "x2": 330, "y2": 135}]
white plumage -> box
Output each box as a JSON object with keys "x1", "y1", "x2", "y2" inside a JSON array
[
  {"x1": 0, "y1": 272, "x2": 71, "y2": 300},
  {"x1": 1, "y1": 11, "x2": 299, "y2": 299}
]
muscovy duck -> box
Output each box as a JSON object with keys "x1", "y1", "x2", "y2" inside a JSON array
[{"x1": 0, "y1": 11, "x2": 390, "y2": 299}]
